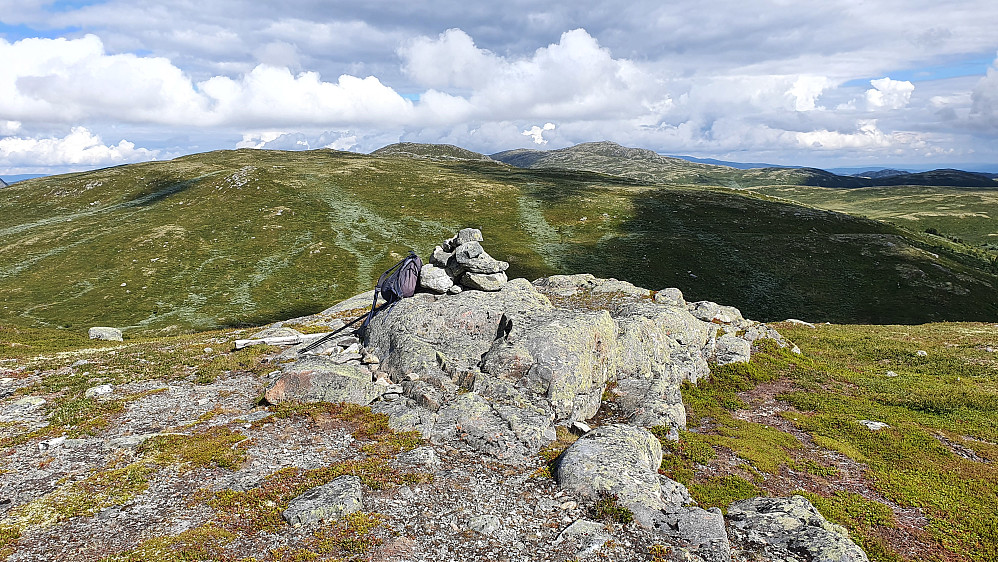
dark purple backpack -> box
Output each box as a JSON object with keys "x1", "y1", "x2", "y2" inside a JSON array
[{"x1": 361, "y1": 251, "x2": 423, "y2": 333}]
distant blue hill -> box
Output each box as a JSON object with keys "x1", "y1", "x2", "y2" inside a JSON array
[
  {"x1": 0, "y1": 174, "x2": 49, "y2": 185},
  {"x1": 667, "y1": 155, "x2": 796, "y2": 169}
]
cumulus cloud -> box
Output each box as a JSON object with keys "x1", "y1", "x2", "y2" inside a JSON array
[
  {"x1": 400, "y1": 28, "x2": 669, "y2": 122},
  {"x1": 0, "y1": 127, "x2": 159, "y2": 168},
  {"x1": 522, "y1": 122, "x2": 556, "y2": 144},
  {"x1": 0, "y1": 35, "x2": 414, "y2": 130},
  {"x1": 795, "y1": 119, "x2": 921, "y2": 150},
  {"x1": 970, "y1": 55, "x2": 998, "y2": 128},
  {"x1": 789, "y1": 76, "x2": 833, "y2": 111},
  {"x1": 865, "y1": 77, "x2": 915, "y2": 110}
]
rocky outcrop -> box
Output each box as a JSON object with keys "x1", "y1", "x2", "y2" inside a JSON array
[
  {"x1": 727, "y1": 496, "x2": 870, "y2": 562},
  {"x1": 268, "y1": 259, "x2": 790, "y2": 459}
]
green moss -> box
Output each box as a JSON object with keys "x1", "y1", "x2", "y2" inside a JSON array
[
  {"x1": 655, "y1": 429, "x2": 716, "y2": 485},
  {"x1": 270, "y1": 511, "x2": 385, "y2": 560},
  {"x1": 139, "y1": 426, "x2": 249, "y2": 470},
  {"x1": 0, "y1": 525, "x2": 20, "y2": 558},
  {"x1": 587, "y1": 492, "x2": 634, "y2": 525},
  {"x1": 688, "y1": 475, "x2": 761, "y2": 512},
  {"x1": 104, "y1": 523, "x2": 235, "y2": 562}
]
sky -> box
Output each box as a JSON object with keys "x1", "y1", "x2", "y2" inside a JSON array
[{"x1": 2, "y1": 0, "x2": 998, "y2": 176}]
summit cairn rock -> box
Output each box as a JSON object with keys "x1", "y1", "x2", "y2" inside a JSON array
[{"x1": 420, "y1": 228, "x2": 509, "y2": 293}]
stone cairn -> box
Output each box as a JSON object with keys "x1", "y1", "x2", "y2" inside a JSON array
[{"x1": 418, "y1": 228, "x2": 509, "y2": 293}]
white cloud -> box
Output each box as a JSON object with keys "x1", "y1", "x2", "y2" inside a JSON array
[
  {"x1": 789, "y1": 75, "x2": 833, "y2": 111},
  {"x1": 795, "y1": 119, "x2": 919, "y2": 150},
  {"x1": 0, "y1": 127, "x2": 159, "y2": 168},
  {"x1": 865, "y1": 77, "x2": 915, "y2": 110},
  {"x1": 970, "y1": 55, "x2": 998, "y2": 129},
  {"x1": 400, "y1": 28, "x2": 669, "y2": 122},
  {"x1": 0, "y1": 35, "x2": 414, "y2": 130},
  {"x1": 522, "y1": 122, "x2": 556, "y2": 144}
]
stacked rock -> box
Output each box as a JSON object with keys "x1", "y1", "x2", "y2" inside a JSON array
[{"x1": 419, "y1": 228, "x2": 509, "y2": 293}]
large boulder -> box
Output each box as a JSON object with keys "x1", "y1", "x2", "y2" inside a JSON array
[
  {"x1": 264, "y1": 356, "x2": 383, "y2": 405},
  {"x1": 726, "y1": 496, "x2": 869, "y2": 562},
  {"x1": 554, "y1": 424, "x2": 731, "y2": 562}
]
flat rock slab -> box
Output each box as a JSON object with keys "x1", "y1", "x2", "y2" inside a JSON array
[
  {"x1": 282, "y1": 475, "x2": 363, "y2": 528},
  {"x1": 264, "y1": 356, "x2": 382, "y2": 405}
]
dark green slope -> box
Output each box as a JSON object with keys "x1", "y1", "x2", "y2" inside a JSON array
[{"x1": 2, "y1": 148, "x2": 996, "y2": 335}]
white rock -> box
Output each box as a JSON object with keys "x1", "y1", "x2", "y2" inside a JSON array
[
  {"x1": 85, "y1": 384, "x2": 114, "y2": 398},
  {"x1": 88, "y1": 327, "x2": 123, "y2": 341},
  {"x1": 859, "y1": 420, "x2": 890, "y2": 431}
]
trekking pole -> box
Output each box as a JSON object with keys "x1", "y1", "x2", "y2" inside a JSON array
[{"x1": 298, "y1": 311, "x2": 370, "y2": 354}]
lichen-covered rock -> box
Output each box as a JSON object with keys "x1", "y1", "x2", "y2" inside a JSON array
[
  {"x1": 88, "y1": 327, "x2": 122, "y2": 341},
  {"x1": 714, "y1": 334, "x2": 751, "y2": 365},
  {"x1": 419, "y1": 263, "x2": 454, "y2": 293},
  {"x1": 452, "y1": 241, "x2": 509, "y2": 275},
  {"x1": 688, "y1": 301, "x2": 745, "y2": 325},
  {"x1": 264, "y1": 356, "x2": 382, "y2": 405},
  {"x1": 442, "y1": 227, "x2": 483, "y2": 252},
  {"x1": 461, "y1": 271, "x2": 508, "y2": 291},
  {"x1": 553, "y1": 424, "x2": 664, "y2": 515},
  {"x1": 249, "y1": 325, "x2": 304, "y2": 340},
  {"x1": 726, "y1": 495, "x2": 869, "y2": 562},
  {"x1": 649, "y1": 505, "x2": 731, "y2": 562},
  {"x1": 282, "y1": 475, "x2": 363, "y2": 528}
]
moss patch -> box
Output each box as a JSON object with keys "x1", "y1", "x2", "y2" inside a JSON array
[
  {"x1": 104, "y1": 523, "x2": 236, "y2": 562},
  {"x1": 688, "y1": 475, "x2": 761, "y2": 512},
  {"x1": 139, "y1": 425, "x2": 249, "y2": 470}
]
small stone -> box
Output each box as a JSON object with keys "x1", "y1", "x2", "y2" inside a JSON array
[
  {"x1": 361, "y1": 353, "x2": 380, "y2": 364},
  {"x1": 14, "y1": 396, "x2": 46, "y2": 408},
  {"x1": 916, "y1": 350, "x2": 927, "y2": 357},
  {"x1": 84, "y1": 384, "x2": 113, "y2": 399},
  {"x1": 468, "y1": 514, "x2": 502, "y2": 537},
  {"x1": 653, "y1": 288, "x2": 685, "y2": 307},
  {"x1": 885, "y1": 370, "x2": 898, "y2": 377},
  {"x1": 38, "y1": 436, "x2": 67, "y2": 450},
  {"x1": 447, "y1": 285, "x2": 463, "y2": 294},
  {"x1": 88, "y1": 327, "x2": 123, "y2": 341},
  {"x1": 570, "y1": 421, "x2": 592, "y2": 436},
  {"x1": 560, "y1": 500, "x2": 578, "y2": 510},
  {"x1": 282, "y1": 475, "x2": 363, "y2": 528},
  {"x1": 859, "y1": 420, "x2": 890, "y2": 431},
  {"x1": 419, "y1": 264, "x2": 454, "y2": 293},
  {"x1": 785, "y1": 318, "x2": 816, "y2": 328},
  {"x1": 398, "y1": 446, "x2": 440, "y2": 468}
]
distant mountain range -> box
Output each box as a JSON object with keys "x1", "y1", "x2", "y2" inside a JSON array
[{"x1": 490, "y1": 142, "x2": 998, "y2": 189}]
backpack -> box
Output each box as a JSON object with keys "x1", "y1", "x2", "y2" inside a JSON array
[
  {"x1": 360, "y1": 251, "x2": 423, "y2": 335},
  {"x1": 299, "y1": 251, "x2": 422, "y2": 354}
]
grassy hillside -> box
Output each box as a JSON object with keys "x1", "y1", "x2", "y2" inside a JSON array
[
  {"x1": 2, "y1": 147, "x2": 997, "y2": 335},
  {"x1": 745, "y1": 184, "x2": 998, "y2": 250}
]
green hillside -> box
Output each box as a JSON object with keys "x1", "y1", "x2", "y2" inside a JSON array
[
  {"x1": 2, "y1": 147, "x2": 997, "y2": 335},
  {"x1": 745, "y1": 184, "x2": 998, "y2": 249}
]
